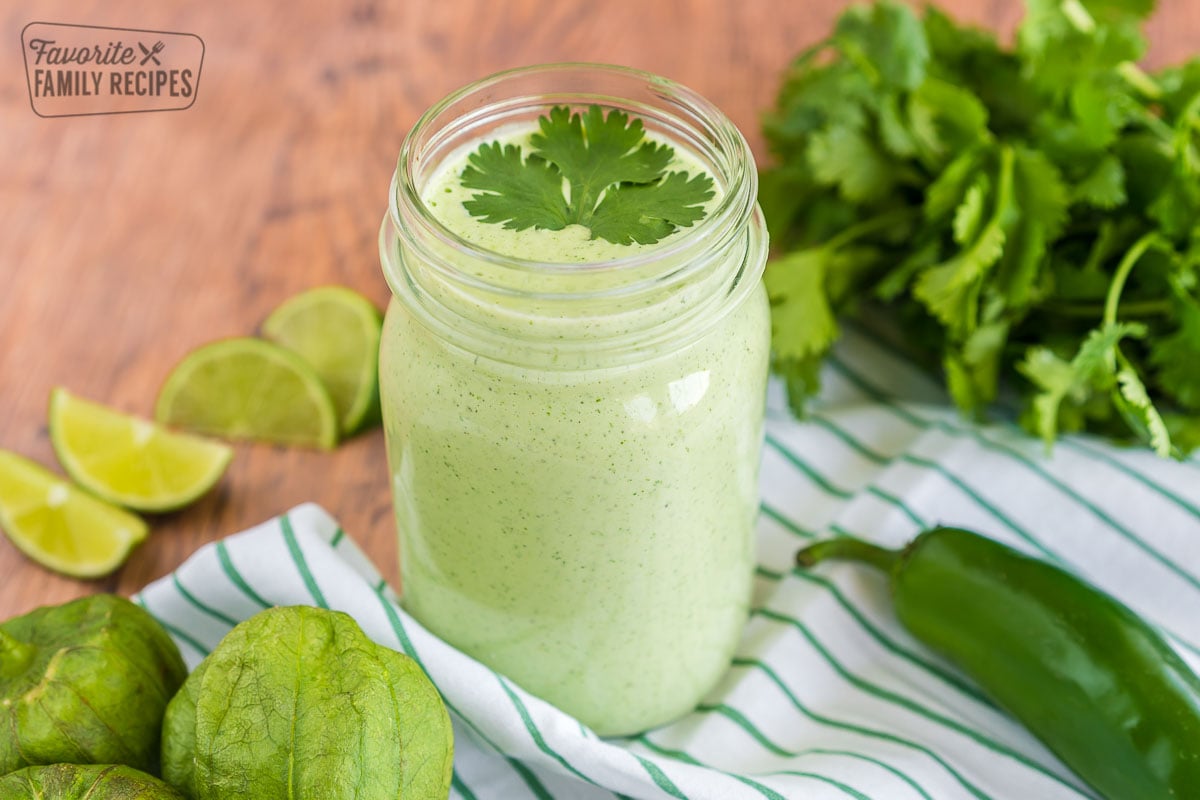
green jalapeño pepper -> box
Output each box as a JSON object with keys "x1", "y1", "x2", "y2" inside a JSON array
[{"x1": 796, "y1": 526, "x2": 1200, "y2": 800}]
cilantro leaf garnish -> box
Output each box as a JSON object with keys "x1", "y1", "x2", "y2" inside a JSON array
[
  {"x1": 460, "y1": 105, "x2": 714, "y2": 246},
  {"x1": 762, "y1": 0, "x2": 1200, "y2": 457},
  {"x1": 589, "y1": 171, "x2": 715, "y2": 245},
  {"x1": 460, "y1": 144, "x2": 570, "y2": 231}
]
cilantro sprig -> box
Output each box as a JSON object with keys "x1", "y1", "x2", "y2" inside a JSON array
[
  {"x1": 762, "y1": 0, "x2": 1200, "y2": 457},
  {"x1": 461, "y1": 105, "x2": 715, "y2": 246}
]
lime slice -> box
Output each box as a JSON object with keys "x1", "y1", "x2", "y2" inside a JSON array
[
  {"x1": 49, "y1": 388, "x2": 233, "y2": 513},
  {"x1": 0, "y1": 450, "x2": 148, "y2": 578},
  {"x1": 156, "y1": 338, "x2": 339, "y2": 450},
  {"x1": 262, "y1": 286, "x2": 384, "y2": 435}
]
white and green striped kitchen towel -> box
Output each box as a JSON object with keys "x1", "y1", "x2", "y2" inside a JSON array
[{"x1": 136, "y1": 325, "x2": 1200, "y2": 800}]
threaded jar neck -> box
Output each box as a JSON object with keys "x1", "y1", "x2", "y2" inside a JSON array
[{"x1": 381, "y1": 63, "x2": 767, "y2": 370}]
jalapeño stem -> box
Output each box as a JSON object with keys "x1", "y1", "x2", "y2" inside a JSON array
[{"x1": 795, "y1": 537, "x2": 901, "y2": 574}]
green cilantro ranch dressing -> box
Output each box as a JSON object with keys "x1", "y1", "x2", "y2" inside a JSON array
[{"x1": 379, "y1": 65, "x2": 770, "y2": 735}]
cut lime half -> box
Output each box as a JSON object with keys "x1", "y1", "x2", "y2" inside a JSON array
[
  {"x1": 50, "y1": 388, "x2": 233, "y2": 513},
  {"x1": 156, "y1": 338, "x2": 339, "y2": 449},
  {"x1": 262, "y1": 286, "x2": 383, "y2": 435},
  {"x1": 0, "y1": 450, "x2": 148, "y2": 578}
]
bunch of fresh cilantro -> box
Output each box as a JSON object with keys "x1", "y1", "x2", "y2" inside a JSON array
[{"x1": 761, "y1": 0, "x2": 1200, "y2": 456}]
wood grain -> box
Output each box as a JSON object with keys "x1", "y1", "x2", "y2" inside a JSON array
[{"x1": 2, "y1": 0, "x2": 1198, "y2": 617}]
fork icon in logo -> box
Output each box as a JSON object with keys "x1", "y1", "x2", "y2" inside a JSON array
[{"x1": 138, "y1": 41, "x2": 164, "y2": 66}]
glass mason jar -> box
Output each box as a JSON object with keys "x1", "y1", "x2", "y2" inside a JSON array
[{"x1": 379, "y1": 63, "x2": 769, "y2": 736}]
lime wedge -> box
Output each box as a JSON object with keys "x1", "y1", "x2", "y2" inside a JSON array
[
  {"x1": 262, "y1": 286, "x2": 383, "y2": 435},
  {"x1": 50, "y1": 388, "x2": 233, "y2": 513},
  {"x1": 0, "y1": 450, "x2": 148, "y2": 578},
  {"x1": 156, "y1": 338, "x2": 339, "y2": 450}
]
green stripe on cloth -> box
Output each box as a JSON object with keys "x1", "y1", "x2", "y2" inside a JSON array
[
  {"x1": 370, "y1": 587, "x2": 559, "y2": 800},
  {"x1": 760, "y1": 502, "x2": 815, "y2": 538},
  {"x1": 826, "y1": 349, "x2": 1200, "y2": 658},
  {"x1": 634, "y1": 736, "x2": 788, "y2": 800},
  {"x1": 765, "y1": 434, "x2": 854, "y2": 499},
  {"x1": 789, "y1": 569, "x2": 994, "y2": 708},
  {"x1": 216, "y1": 540, "x2": 273, "y2": 610},
  {"x1": 281, "y1": 513, "x2": 329, "y2": 609},
  {"x1": 697, "y1": 703, "x2": 933, "y2": 800},
  {"x1": 759, "y1": 767, "x2": 871, "y2": 800},
  {"x1": 508, "y1": 760, "x2": 556, "y2": 800},
  {"x1": 731, "y1": 658, "x2": 993, "y2": 800},
  {"x1": 172, "y1": 573, "x2": 240, "y2": 629},
  {"x1": 756, "y1": 609, "x2": 1092, "y2": 797},
  {"x1": 969, "y1": 426, "x2": 1200, "y2": 590},
  {"x1": 803, "y1": 413, "x2": 1068, "y2": 563},
  {"x1": 755, "y1": 500, "x2": 995, "y2": 710},
  {"x1": 756, "y1": 498, "x2": 995, "y2": 708},
  {"x1": 806, "y1": 415, "x2": 892, "y2": 465},
  {"x1": 134, "y1": 594, "x2": 210, "y2": 658},
  {"x1": 827, "y1": 348, "x2": 1200, "y2": 593},
  {"x1": 765, "y1": 433, "x2": 929, "y2": 527},
  {"x1": 728, "y1": 775, "x2": 788, "y2": 800},
  {"x1": 865, "y1": 485, "x2": 927, "y2": 528},
  {"x1": 497, "y1": 677, "x2": 602, "y2": 788},
  {"x1": 452, "y1": 771, "x2": 479, "y2": 800},
  {"x1": 633, "y1": 755, "x2": 690, "y2": 800},
  {"x1": 1059, "y1": 438, "x2": 1200, "y2": 522}
]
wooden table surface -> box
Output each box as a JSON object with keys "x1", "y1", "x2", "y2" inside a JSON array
[{"x1": 3, "y1": 0, "x2": 1198, "y2": 618}]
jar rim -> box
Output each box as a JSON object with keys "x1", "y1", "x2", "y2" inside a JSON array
[{"x1": 391, "y1": 62, "x2": 755, "y2": 277}]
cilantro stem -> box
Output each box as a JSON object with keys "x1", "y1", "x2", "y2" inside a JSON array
[
  {"x1": 1130, "y1": 106, "x2": 1176, "y2": 142},
  {"x1": 1174, "y1": 94, "x2": 1200, "y2": 173},
  {"x1": 787, "y1": 39, "x2": 834, "y2": 72},
  {"x1": 1178, "y1": 93, "x2": 1200, "y2": 128},
  {"x1": 1061, "y1": 0, "x2": 1096, "y2": 33},
  {"x1": 1081, "y1": 221, "x2": 1117, "y2": 275},
  {"x1": 964, "y1": 146, "x2": 1015, "y2": 335},
  {"x1": 1118, "y1": 62, "x2": 1163, "y2": 101},
  {"x1": 1043, "y1": 299, "x2": 1172, "y2": 318},
  {"x1": 837, "y1": 39, "x2": 881, "y2": 86},
  {"x1": 1103, "y1": 232, "x2": 1165, "y2": 328},
  {"x1": 823, "y1": 208, "x2": 917, "y2": 251}
]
